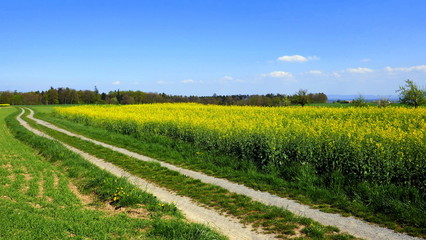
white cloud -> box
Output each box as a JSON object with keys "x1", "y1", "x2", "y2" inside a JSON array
[
  {"x1": 331, "y1": 72, "x2": 342, "y2": 78},
  {"x1": 181, "y1": 79, "x2": 195, "y2": 84},
  {"x1": 384, "y1": 66, "x2": 393, "y2": 72},
  {"x1": 385, "y1": 65, "x2": 426, "y2": 72},
  {"x1": 361, "y1": 58, "x2": 371, "y2": 62},
  {"x1": 157, "y1": 80, "x2": 168, "y2": 85},
  {"x1": 220, "y1": 75, "x2": 244, "y2": 83},
  {"x1": 277, "y1": 55, "x2": 319, "y2": 62},
  {"x1": 112, "y1": 81, "x2": 121, "y2": 85},
  {"x1": 307, "y1": 70, "x2": 323, "y2": 75},
  {"x1": 181, "y1": 79, "x2": 202, "y2": 84},
  {"x1": 268, "y1": 71, "x2": 293, "y2": 78},
  {"x1": 347, "y1": 67, "x2": 374, "y2": 73}
]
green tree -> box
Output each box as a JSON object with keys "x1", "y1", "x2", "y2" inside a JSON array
[
  {"x1": 351, "y1": 95, "x2": 368, "y2": 107},
  {"x1": 47, "y1": 87, "x2": 59, "y2": 105},
  {"x1": 377, "y1": 97, "x2": 391, "y2": 108},
  {"x1": 280, "y1": 96, "x2": 291, "y2": 106},
  {"x1": 294, "y1": 89, "x2": 309, "y2": 107},
  {"x1": 396, "y1": 79, "x2": 426, "y2": 108},
  {"x1": 308, "y1": 92, "x2": 328, "y2": 103}
]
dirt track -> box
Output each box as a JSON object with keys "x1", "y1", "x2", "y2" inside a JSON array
[
  {"x1": 17, "y1": 108, "x2": 275, "y2": 240},
  {"x1": 22, "y1": 108, "x2": 422, "y2": 240}
]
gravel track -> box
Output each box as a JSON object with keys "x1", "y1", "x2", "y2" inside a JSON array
[
  {"x1": 17, "y1": 109, "x2": 275, "y2": 240},
  {"x1": 25, "y1": 108, "x2": 422, "y2": 240}
]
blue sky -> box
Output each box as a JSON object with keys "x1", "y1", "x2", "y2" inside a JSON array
[{"x1": 1, "y1": 0, "x2": 425, "y2": 96}]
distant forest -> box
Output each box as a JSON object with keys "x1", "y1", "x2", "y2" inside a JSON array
[{"x1": 0, "y1": 87, "x2": 327, "y2": 106}]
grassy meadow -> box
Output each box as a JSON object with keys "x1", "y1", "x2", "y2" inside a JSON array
[
  {"x1": 48, "y1": 103, "x2": 425, "y2": 237},
  {"x1": 1, "y1": 107, "x2": 226, "y2": 240}
]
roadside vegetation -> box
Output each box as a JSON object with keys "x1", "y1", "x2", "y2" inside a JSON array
[
  {"x1": 32, "y1": 105, "x2": 426, "y2": 238},
  {"x1": 2, "y1": 107, "x2": 226, "y2": 240}
]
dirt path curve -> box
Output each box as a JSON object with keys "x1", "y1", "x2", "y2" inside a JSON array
[
  {"x1": 26, "y1": 108, "x2": 421, "y2": 240},
  {"x1": 17, "y1": 108, "x2": 275, "y2": 240}
]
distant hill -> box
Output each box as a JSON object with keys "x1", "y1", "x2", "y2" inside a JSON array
[{"x1": 327, "y1": 95, "x2": 399, "y2": 102}]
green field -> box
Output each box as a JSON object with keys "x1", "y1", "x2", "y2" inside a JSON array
[
  {"x1": 29, "y1": 105, "x2": 425, "y2": 238},
  {"x1": 0, "y1": 107, "x2": 225, "y2": 240},
  {"x1": 5, "y1": 104, "x2": 425, "y2": 239}
]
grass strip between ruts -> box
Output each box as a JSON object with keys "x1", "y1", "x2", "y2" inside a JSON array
[{"x1": 5, "y1": 108, "x2": 227, "y2": 240}]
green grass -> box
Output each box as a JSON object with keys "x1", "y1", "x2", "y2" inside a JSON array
[
  {"x1": 23, "y1": 107, "x2": 359, "y2": 239},
  {"x1": 2, "y1": 107, "x2": 226, "y2": 240},
  {"x1": 31, "y1": 105, "x2": 426, "y2": 238}
]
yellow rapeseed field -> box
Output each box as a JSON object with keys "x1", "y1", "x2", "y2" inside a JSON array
[{"x1": 55, "y1": 103, "x2": 426, "y2": 189}]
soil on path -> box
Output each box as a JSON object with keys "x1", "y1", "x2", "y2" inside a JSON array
[{"x1": 25, "y1": 108, "x2": 422, "y2": 240}]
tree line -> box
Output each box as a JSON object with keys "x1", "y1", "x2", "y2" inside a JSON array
[{"x1": 0, "y1": 87, "x2": 327, "y2": 106}]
